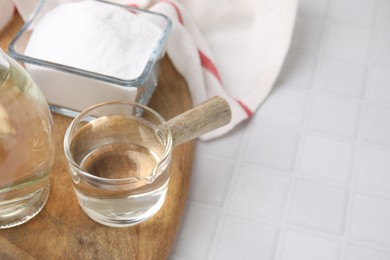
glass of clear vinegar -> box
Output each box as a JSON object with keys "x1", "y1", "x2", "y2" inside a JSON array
[{"x1": 63, "y1": 101, "x2": 172, "y2": 227}]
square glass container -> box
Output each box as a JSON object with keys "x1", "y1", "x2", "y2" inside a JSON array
[{"x1": 8, "y1": 0, "x2": 172, "y2": 117}]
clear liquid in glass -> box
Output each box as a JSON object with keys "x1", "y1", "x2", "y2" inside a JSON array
[
  {"x1": 0, "y1": 50, "x2": 54, "y2": 229},
  {"x1": 69, "y1": 115, "x2": 170, "y2": 227}
]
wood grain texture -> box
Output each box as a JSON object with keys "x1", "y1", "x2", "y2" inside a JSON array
[
  {"x1": 168, "y1": 96, "x2": 232, "y2": 146},
  {"x1": 0, "y1": 14, "x2": 194, "y2": 260}
]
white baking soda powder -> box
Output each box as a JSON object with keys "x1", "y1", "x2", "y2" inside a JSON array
[
  {"x1": 25, "y1": 0, "x2": 162, "y2": 79},
  {"x1": 22, "y1": 0, "x2": 164, "y2": 113}
]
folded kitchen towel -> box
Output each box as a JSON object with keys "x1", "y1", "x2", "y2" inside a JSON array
[
  {"x1": 149, "y1": 0, "x2": 298, "y2": 140},
  {"x1": 0, "y1": 0, "x2": 14, "y2": 33},
  {"x1": 12, "y1": 0, "x2": 297, "y2": 140}
]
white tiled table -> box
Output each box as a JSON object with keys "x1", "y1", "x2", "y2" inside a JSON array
[{"x1": 170, "y1": 0, "x2": 390, "y2": 259}]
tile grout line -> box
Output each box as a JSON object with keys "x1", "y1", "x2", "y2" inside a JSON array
[
  {"x1": 269, "y1": 18, "x2": 340, "y2": 256},
  {"x1": 177, "y1": 0, "x2": 390, "y2": 258},
  {"x1": 274, "y1": 0, "x2": 360, "y2": 258},
  {"x1": 272, "y1": 2, "x2": 390, "y2": 257},
  {"x1": 273, "y1": 8, "x2": 331, "y2": 256},
  {"x1": 340, "y1": 1, "x2": 383, "y2": 258},
  {"x1": 205, "y1": 122, "x2": 252, "y2": 260}
]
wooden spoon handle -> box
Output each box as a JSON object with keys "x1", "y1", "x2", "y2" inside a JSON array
[{"x1": 167, "y1": 96, "x2": 232, "y2": 146}]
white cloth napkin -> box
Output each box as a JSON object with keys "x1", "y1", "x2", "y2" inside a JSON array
[
  {"x1": 149, "y1": 0, "x2": 298, "y2": 140},
  {"x1": 0, "y1": 0, "x2": 14, "y2": 33},
  {"x1": 12, "y1": 0, "x2": 297, "y2": 140}
]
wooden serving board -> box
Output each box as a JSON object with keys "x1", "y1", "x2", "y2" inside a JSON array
[{"x1": 0, "y1": 14, "x2": 194, "y2": 259}]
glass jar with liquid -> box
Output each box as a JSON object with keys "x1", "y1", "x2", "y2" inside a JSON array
[{"x1": 0, "y1": 47, "x2": 54, "y2": 228}]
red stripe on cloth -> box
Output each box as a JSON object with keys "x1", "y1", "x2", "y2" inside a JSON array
[
  {"x1": 235, "y1": 99, "x2": 253, "y2": 117},
  {"x1": 199, "y1": 50, "x2": 253, "y2": 117},
  {"x1": 198, "y1": 50, "x2": 223, "y2": 85},
  {"x1": 159, "y1": 0, "x2": 253, "y2": 118},
  {"x1": 198, "y1": 51, "x2": 254, "y2": 117},
  {"x1": 159, "y1": 0, "x2": 184, "y2": 25},
  {"x1": 127, "y1": 4, "x2": 139, "y2": 14}
]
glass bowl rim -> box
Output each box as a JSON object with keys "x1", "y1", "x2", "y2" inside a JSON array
[{"x1": 8, "y1": 0, "x2": 173, "y2": 88}]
